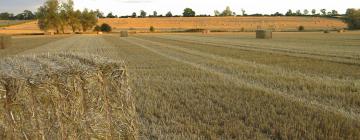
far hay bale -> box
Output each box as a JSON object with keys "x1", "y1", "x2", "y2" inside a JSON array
[
  {"x1": 323, "y1": 30, "x2": 330, "y2": 34},
  {"x1": 256, "y1": 30, "x2": 272, "y2": 39},
  {"x1": 120, "y1": 31, "x2": 129, "y2": 37},
  {"x1": 0, "y1": 53, "x2": 138, "y2": 140},
  {"x1": 337, "y1": 29, "x2": 345, "y2": 33},
  {"x1": 202, "y1": 29, "x2": 211, "y2": 34},
  {"x1": 0, "y1": 35, "x2": 11, "y2": 49},
  {"x1": 97, "y1": 31, "x2": 103, "y2": 35}
]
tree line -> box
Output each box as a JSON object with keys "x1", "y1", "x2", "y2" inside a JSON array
[
  {"x1": 36, "y1": 0, "x2": 97, "y2": 33},
  {"x1": 0, "y1": 4, "x2": 359, "y2": 30}
]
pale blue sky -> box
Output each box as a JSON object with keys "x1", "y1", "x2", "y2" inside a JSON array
[{"x1": 0, "y1": 0, "x2": 359, "y2": 15}]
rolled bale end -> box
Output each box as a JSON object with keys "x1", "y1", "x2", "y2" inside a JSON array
[
  {"x1": 0, "y1": 35, "x2": 11, "y2": 49},
  {"x1": 0, "y1": 53, "x2": 138, "y2": 140},
  {"x1": 120, "y1": 31, "x2": 129, "y2": 37},
  {"x1": 202, "y1": 29, "x2": 211, "y2": 35},
  {"x1": 256, "y1": 30, "x2": 272, "y2": 39}
]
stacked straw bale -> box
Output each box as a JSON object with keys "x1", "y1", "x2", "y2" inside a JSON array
[
  {"x1": 256, "y1": 30, "x2": 272, "y2": 39},
  {"x1": 0, "y1": 34, "x2": 11, "y2": 49},
  {"x1": 120, "y1": 31, "x2": 129, "y2": 37},
  {"x1": 0, "y1": 53, "x2": 137, "y2": 140}
]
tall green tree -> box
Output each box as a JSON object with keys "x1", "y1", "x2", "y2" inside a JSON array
[
  {"x1": 140, "y1": 10, "x2": 147, "y2": 18},
  {"x1": 80, "y1": 9, "x2": 97, "y2": 32},
  {"x1": 36, "y1": 0, "x2": 61, "y2": 33},
  {"x1": 183, "y1": 8, "x2": 195, "y2": 17},
  {"x1": 345, "y1": 8, "x2": 360, "y2": 29},
  {"x1": 221, "y1": 6, "x2": 233, "y2": 16}
]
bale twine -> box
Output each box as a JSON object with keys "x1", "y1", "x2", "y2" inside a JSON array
[
  {"x1": 0, "y1": 53, "x2": 138, "y2": 140},
  {"x1": 0, "y1": 35, "x2": 11, "y2": 49},
  {"x1": 202, "y1": 29, "x2": 211, "y2": 34},
  {"x1": 120, "y1": 31, "x2": 129, "y2": 37},
  {"x1": 256, "y1": 30, "x2": 272, "y2": 39}
]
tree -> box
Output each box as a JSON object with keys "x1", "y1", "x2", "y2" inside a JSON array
[
  {"x1": 296, "y1": 10, "x2": 302, "y2": 16},
  {"x1": 345, "y1": 8, "x2": 360, "y2": 29},
  {"x1": 331, "y1": 10, "x2": 339, "y2": 16},
  {"x1": 80, "y1": 9, "x2": 97, "y2": 32},
  {"x1": 320, "y1": 9, "x2": 327, "y2": 16},
  {"x1": 132, "y1": 12, "x2": 137, "y2": 18},
  {"x1": 153, "y1": 11, "x2": 157, "y2": 17},
  {"x1": 0, "y1": 12, "x2": 12, "y2": 20},
  {"x1": 272, "y1": 12, "x2": 283, "y2": 16},
  {"x1": 63, "y1": 0, "x2": 81, "y2": 32},
  {"x1": 140, "y1": 10, "x2": 147, "y2": 18},
  {"x1": 106, "y1": 12, "x2": 116, "y2": 18},
  {"x1": 183, "y1": 8, "x2": 195, "y2": 17},
  {"x1": 214, "y1": 10, "x2": 220, "y2": 16},
  {"x1": 241, "y1": 9, "x2": 246, "y2": 16},
  {"x1": 311, "y1": 9, "x2": 316, "y2": 15},
  {"x1": 303, "y1": 9, "x2": 309, "y2": 15},
  {"x1": 166, "y1": 11, "x2": 172, "y2": 17},
  {"x1": 95, "y1": 9, "x2": 104, "y2": 18},
  {"x1": 100, "y1": 23, "x2": 112, "y2": 32},
  {"x1": 285, "y1": 9, "x2": 293, "y2": 16},
  {"x1": 59, "y1": 9, "x2": 68, "y2": 33},
  {"x1": 36, "y1": 0, "x2": 61, "y2": 33},
  {"x1": 221, "y1": 6, "x2": 233, "y2": 16}
]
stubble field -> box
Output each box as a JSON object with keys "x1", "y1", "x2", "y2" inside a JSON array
[{"x1": 1, "y1": 31, "x2": 360, "y2": 139}]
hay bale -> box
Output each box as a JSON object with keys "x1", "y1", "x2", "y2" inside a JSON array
[
  {"x1": 0, "y1": 53, "x2": 138, "y2": 140},
  {"x1": 97, "y1": 31, "x2": 103, "y2": 35},
  {"x1": 120, "y1": 31, "x2": 129, "y2": 37},
  {"x1": 202, "y1": 29, "x2": 211, "y2": 34},
  {"x1": 324, "y1": 30, "x2": 330, "y2": 34},
  {"x1": 256, "y1": 30, "x2": 272, "y2": 39},
  {"x1": 0, "y1": 35, "x2": 11, "y2": 49},
  {"x1": 337, "y1": 29, "x2": 345, "y2": 33}
]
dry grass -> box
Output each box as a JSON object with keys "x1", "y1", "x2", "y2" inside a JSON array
[
  {"x1": 0, "y1": 35, "x2": 11, "y2": 49},
  {"x1": 0, "y1": 53, "x2": 137, "y2": 139},
  {"x1": 1, "y1": 32, "x2": 359, "y2": 139}
]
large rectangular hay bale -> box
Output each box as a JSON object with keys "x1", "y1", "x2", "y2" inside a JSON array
[
  {"x1": 0, "y1": 53, "x2": 138, "y2": 139},
  {"x1": 120, "y1": 31, "x2": 129, "y2": 37},
  {"x1": 0, "y1": 35, "x2": 11, "y2": 49},
  {"x1": 256, "y1": 30, "x2": 272, "y2": 39}
]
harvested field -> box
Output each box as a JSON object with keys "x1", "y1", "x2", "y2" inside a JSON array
[
  {"x1": 0, "y1": 17, "x2": 347, "y2": 34},
  {"x1": 0, "y1": 53, "x2": 137, "y2": 139},
  {"x1": 1, "y1": 31, "x2": 360, "y2": 139}
]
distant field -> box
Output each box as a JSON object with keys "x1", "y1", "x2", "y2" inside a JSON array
[
  {"x1": 0, "y1": 17, "x2": 347, "y2": 34},
  {"x1": 1, "y1": 32, "x2": 359, "y2": 139},
  {"x1": 99, "y1": 16, "x2": 347, "y2": 32}
]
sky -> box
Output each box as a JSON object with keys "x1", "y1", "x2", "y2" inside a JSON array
[{"x1": 0, "y1": 0, "x2": 359, "y2": 15}]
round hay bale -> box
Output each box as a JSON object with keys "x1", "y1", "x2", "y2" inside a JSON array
[
  {"x1": 324, "y1": 30, "x2": 330, "y2": 34},
  {"x1": 0, "y1": 53, "x2": 138, "y2": 139},
  {"x1": 0, "y1": 35, "x2": 11, "y2": 49},
  {"x1": 256, "y1": 30, "x2": 272, "y2": 39},
  {"x1": 97, "y1": 31, "x2": 103, "y2": 35},
  {"x1": 120, "y1": 31, "x2": 129, "y2": 37}
]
